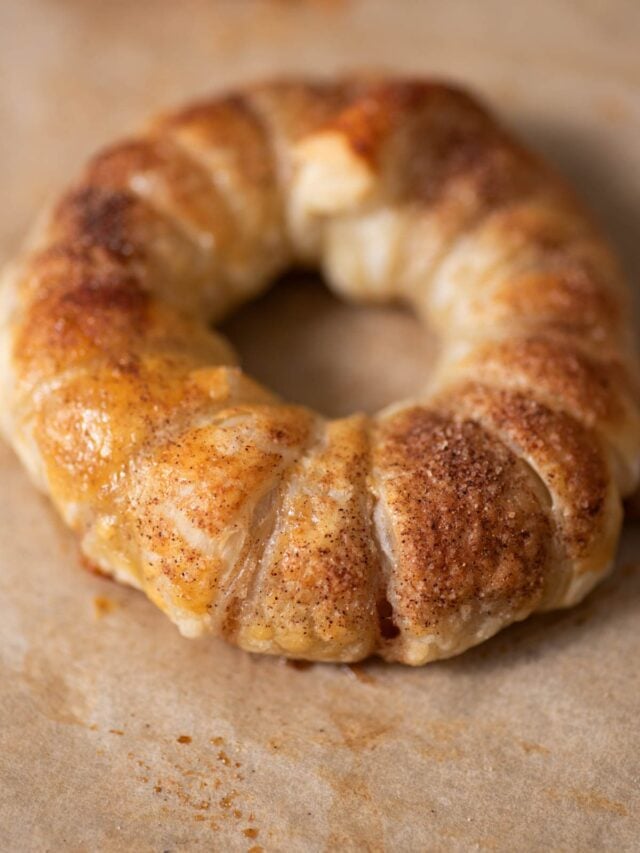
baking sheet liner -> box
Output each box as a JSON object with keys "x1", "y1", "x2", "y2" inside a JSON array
[{"x1": 1, "y1": 1, "x2": 639, "y2": 849}]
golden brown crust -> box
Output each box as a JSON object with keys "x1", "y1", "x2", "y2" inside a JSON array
[
  {"x1": 432, "y1": 384, "x2": 622, "y2": 591},
  {"x1": 437, "y1": 332, "x2": 640, "y2": 493},
  {"x1": 2, "y1": 75, "x2": 638, "y2": 664},
  {"x1": 372, "y1": 408, "x2": 553, "y2": 663},
  {"x1": 426, "y1": 196, "x2": 628, "y2": 344},
  {"x1": 121, "y1": 404, "x2": 315, "y2": 628},
  {"x1": 237, "y1": 415, "x2": 380, "y2": 661}
]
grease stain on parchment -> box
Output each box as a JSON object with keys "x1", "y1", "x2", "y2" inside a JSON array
[
  {"x1": 127, "y1": 734, "x2": 264, "y2": 844},
  {"x1": 93, "y1": 595, "x2": 117, "y2": 618},
  {"x1": 316, "y1": 700, "x2": 399, "y2": 852},
  {"x1": 418, "y1": 718, "x2": 468, "y2": 762},
  {"x1": 19, "y1": 648, "x2": 91, "y2": 727},
  {"x1": 517, "y1": 739, "x2": 550, "y2": 756},
  {"x1": 545, "y1": 786, "x2": 629, "y2": 817},
  {"x1": 324, "y1": 772, "x2": 385, "y2": 853},
  {"x1": 328, "y1": 708, "x2": 396, "y2": 752},
  {"x1": 15, "y1": 653, "x2": 269, "y2": 849}
]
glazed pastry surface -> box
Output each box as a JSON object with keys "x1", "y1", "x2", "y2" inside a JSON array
[{"x1": 2, "y1": 77, "x2": 638, "y2": 664}]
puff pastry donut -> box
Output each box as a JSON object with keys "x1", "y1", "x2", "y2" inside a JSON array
[{"x1": 2, "y1": 77, "x2": 639, "y2": 664}]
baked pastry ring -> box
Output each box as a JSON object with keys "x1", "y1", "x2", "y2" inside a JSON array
[{"x1": 1, "y1": 77, "x2": 639, "y2": 664}]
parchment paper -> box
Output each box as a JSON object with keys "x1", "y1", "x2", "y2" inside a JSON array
[{"x1": 1, "y1": 2, "x2": 640, "y2": 850}]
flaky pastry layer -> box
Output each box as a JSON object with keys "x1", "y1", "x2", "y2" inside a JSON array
[{"x1": 2, "y1": 77, "x2": 638, "y2": 663}]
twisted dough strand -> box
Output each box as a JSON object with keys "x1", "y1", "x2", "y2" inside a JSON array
[{"x1": 1, "y1": 77, "x2": 638, "y2": 664}]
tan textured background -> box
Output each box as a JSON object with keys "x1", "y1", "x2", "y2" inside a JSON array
[{"x1": 1, "y1": 1, "x2": 640, "y2": 850}]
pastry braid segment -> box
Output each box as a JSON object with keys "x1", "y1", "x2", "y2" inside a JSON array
[
  {"x1": 435, "y1": 334, "x2": 640, "y2": 494},
  {"x1": 432, "y1": 384, "x2": 622, "y2": 607},
  {"x1": 1, "y1": 76, "x2": 638, "y2": 664},
  {"x1": 425, "y1": 195, "x2": 628, "y2": 344},
  {"x1": 118, "y1": 403, "x2": 317, "y2": 637},
  {"x1": 370, "y1": 407, "x2": 554, "y2": 665},
  {"x1": 236, "y1": 415, "x2": 380, "y2": 661}
]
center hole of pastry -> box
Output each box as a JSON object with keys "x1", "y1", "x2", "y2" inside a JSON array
[{"x1": 221, "y1": 271, "x2": 438, "y2": 418}]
